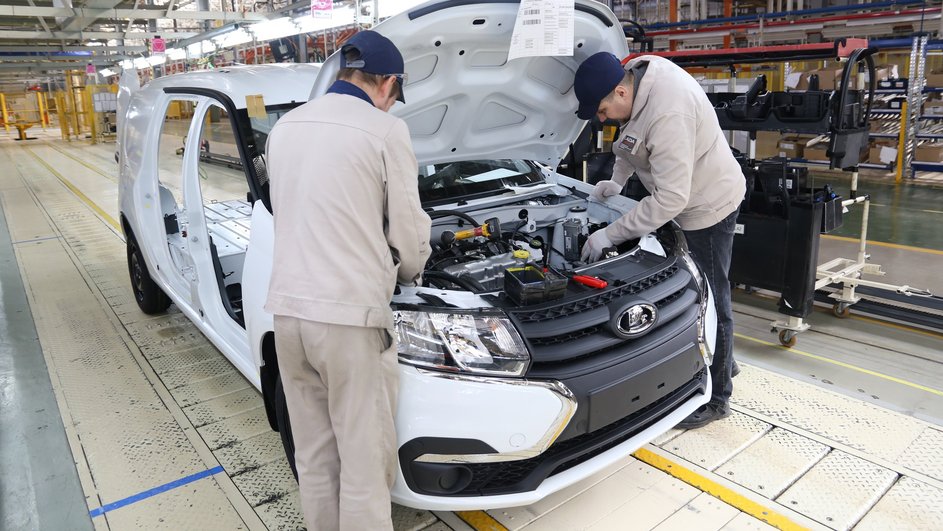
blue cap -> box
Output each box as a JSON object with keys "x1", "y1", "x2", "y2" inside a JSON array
[
  {"x1": 574, "y1": 52, "x2": 625, "y2": 120},
  {"x1": 341, "y1": 30, "x2": 406, "y2": 103}
]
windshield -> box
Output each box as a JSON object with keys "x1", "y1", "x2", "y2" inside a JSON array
[
  {"x1": 418, "y1": 159, "x2": 545, "y2": 204},
  {"x1": 250, "y1": 104, "x2": 300, "y2": 155}
]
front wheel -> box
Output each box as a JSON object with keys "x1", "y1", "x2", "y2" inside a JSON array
[
  {"x1": 275, "y1": 375, "x2": 298, "y2": 480},
  {"x1": 127, "y1": 237, "x2": 171, "y2": 314}
]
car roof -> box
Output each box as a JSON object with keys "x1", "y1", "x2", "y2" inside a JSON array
[{"x1": 143, "y1": 63, "x2": 321, "y2": 109}]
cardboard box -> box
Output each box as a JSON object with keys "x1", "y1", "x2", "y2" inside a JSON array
[
  {"x1": 804, "y1": 143, "x2": 830, "y2": 161},
  {"x1": 755, "y1": 131, "x2": 782, "y2": 159},
  {"x1": 777, "y1": 135, "x2": 805, "y2": 159},
  {"x1": 809, "y1": 68, "x2": 842, "y2": 91},
  {"x1": 923, "y1": 99, "x2": 943, "y2": 116},
  {"x1": 915, "y1": 143, "x2": 943, "y2": 162},
  {"x1": 869, "y1": 142, "x2": 898, "y2": 165},
  {"x1": 926, "y1": 70, "x2": 943, "y2": 88}
]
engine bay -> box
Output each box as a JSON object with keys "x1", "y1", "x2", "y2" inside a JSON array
[{"x1": 419, "y1": 192, "x2": 651, "y2": 306}]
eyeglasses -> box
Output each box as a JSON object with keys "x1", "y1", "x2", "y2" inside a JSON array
[{"x1": 388, "y1": 72, "x2": 408, "y2": 85}]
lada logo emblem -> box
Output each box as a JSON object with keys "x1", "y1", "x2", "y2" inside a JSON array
[{"x1": 611, "y1": 303, "x2": 657, "y2": 339}]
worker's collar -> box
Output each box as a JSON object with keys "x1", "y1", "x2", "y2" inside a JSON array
[
  {"x1": 326, "y1": 80, "x2": 374, "y2": 107},
  {"x1": 625, "y1": 57, "x2": 654, "y2": 121}
]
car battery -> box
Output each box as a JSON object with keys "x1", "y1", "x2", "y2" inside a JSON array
[{"x1": 503, "y1": 266, "x2": 567, "y2": 306}]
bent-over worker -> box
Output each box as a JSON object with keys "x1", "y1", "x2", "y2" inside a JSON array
[{"x1": 574, "y1": 52, "x2": 746, "y2": 429}]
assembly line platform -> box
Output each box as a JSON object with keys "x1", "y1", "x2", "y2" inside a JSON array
[{"x1": 2, "y1": 134, "x2": 942, "y2": 531}]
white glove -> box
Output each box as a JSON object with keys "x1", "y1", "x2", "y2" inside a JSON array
[
  {"x1": 591, "y1": 180, "x2": 624, "y2": 201},
  {"x1": 581, "y1": 229, "x2": 614, "y2": 263}
]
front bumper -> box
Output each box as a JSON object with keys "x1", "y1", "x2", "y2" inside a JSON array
[{"x1": 391, "y1": 316, "x2": 710, "y2": 511}]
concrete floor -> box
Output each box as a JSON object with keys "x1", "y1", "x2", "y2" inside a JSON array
[{"x1": 2, "y1": 127, "x2": 943, "y2": 531}]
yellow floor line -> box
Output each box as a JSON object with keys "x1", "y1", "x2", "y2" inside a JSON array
[
  {"x1": 734, "y1": 332, "x2": 943, "y2": 397},
  {"x1": 633, "y1": 448, "x2": 806, "y2": 531},
  {"x1": 42, "y1": 141, "x2": 118, "y2": 182},
  {"x1": 23, "y1": 147, "x2": 121, "y2": 232},
  {"x1": 455, "y1": 511, "x2": 509, "y2": 531},
  {"x1": 820, "y1": 234, "x2": 943, "y2": 255}
]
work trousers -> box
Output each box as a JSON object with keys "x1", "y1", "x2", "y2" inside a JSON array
[
  {"x1": 274, "y1": 316, "x2": 399, "y2": 531},
  {"x1": 683, "y1": 208, "x2": 739, "y2": 406}
]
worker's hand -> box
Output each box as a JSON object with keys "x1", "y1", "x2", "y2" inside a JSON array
[
  {"x1": 581, "y1": 229, "x2": 614, "y2": 263},
  {"x1": 591, "y1": 180, "x2": 624, "y2": 201}
]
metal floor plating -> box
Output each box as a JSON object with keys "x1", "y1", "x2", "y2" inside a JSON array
[{"x1": 2, "y1": 132, "x2": 943, "y2": 531}]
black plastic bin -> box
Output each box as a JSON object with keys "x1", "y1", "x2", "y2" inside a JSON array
[{"x1": 730, "y1": 201, "x2": 824, "y2": 319}]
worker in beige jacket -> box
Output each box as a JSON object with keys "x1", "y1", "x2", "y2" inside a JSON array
[
  {"x1": 574, "y1": 52, "x2": 745, "y2": 429},
  {"x1": 265, "y1": 31, "x2": 431, "y2": 530}
]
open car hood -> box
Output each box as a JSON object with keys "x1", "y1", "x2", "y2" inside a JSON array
[{"x1": 309, "y1": 0, "x2": 628, "y2": 167}]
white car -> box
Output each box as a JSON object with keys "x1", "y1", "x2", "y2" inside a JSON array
[{"x1": 118, "y1": 0, "x2": 716, "y2": 511}]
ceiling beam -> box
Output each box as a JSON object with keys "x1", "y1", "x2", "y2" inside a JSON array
[
  {"x1": 0, "y1": 6, "x2": 270, "y2": 22},
  {"x1": 0, "y1": 29, "x2": 199, "y2": 40},
  {"x1": 59, "y1": 0, "x2": 124, "y2": 32},
  {"x1": 24, "y1": 0, "x2": 53, "y2": 36},
  {"x1": 0, "y1": 44, "x2": 147, "y2": 52},
  {"x1": 0, "y1": 59, "x2": 128, "y2": 71}
]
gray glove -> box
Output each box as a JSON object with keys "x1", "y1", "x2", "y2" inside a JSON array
[
  {"x1": 591, "y1": 180, "x2": 623, "y2": 201},
  {"x1": 581, "y1": 229, "x2": 614, "y2": 262}
]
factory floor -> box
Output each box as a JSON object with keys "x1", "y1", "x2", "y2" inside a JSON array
[{"x1": 2, "y1": 128, "x2": 942, "y2": 531}]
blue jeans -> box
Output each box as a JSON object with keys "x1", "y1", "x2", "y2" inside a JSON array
[{"x1": 683, "y1": 208, "x2": 738, "y2": 406}]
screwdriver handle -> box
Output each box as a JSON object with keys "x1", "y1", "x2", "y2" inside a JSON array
[{"x1": 571, "y1": 275, "x2": 608, "y2": 289}]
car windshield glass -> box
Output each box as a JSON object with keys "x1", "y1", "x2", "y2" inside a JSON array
[
  {"x1": 250, "y1": 104, "x2": 300, "y2": 154},
  {"x1": 418, "y1": 159, "x2": 545, "y2": 204}
]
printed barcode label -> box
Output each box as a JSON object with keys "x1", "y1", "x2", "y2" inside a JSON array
[
  {"x1": 522, "y1": 9, "x2": 540, "y2": 15},
  {"x1": 522, "y1": 19, "x2": 541, "y2": 25}
]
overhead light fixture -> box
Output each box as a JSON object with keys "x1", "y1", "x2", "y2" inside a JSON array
[
  {"x1": 166, "y1": 47, "x2": 187, "y2": 61},
  {"x1": 147, "y1": 55, "x2": 167, "y2": 66},
  {"x1": 99, "y1": 68, "x2": 117, "y2": 77},
  {"x1": 85, "y1": 41, "x2": 105, "y2": 47},
  {"x1": 133, "y1": 57, "x2": 150, "y2": 69},
  {"x1": 213, "y1": 28, "x2": 253, "y2": 48},
  {"x1": 249, "y1": 17, "x2": 299, "y2": 41},
  {"x1": 119, "y1": 59, "x2": 134, "y2": 70},
  {"x1": 187, "y1": 40, "x2": 217, "y2": 58},
  {"x1": 177, "y1": 23, "x2": 240, "y2": 48}
]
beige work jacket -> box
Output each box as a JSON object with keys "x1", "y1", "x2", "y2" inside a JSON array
[
  {"x1": 265, "y1": 92, "x2": 431, "y2": 330},
  {"x1": 605, "y1": 55, "x2": 746, "y2": 243}
]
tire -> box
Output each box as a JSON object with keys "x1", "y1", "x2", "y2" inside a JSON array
[
  {"x1": 126, "y1": 236, "x2": 171, "y2": 314},
  {"x1": 275, "y1": 375, "x2": 298, "y2": 481}
]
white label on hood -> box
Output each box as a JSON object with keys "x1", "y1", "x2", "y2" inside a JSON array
[{"x1": 508, "y1": 0, "x2": 575, "y2": 61}]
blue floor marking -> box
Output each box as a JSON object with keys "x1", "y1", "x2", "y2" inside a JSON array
[{"x1": 88, "y1": 465, "x2": 225, "y2": 518}]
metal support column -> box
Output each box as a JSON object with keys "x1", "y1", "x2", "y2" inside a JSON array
[{"x1": 903, "y1": 34, "x2": 928, "y2": 179}]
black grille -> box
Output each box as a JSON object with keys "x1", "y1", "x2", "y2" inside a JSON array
[
  {"x1": 529, "y1": 325, "x2": 603, "y2": 347},
  {"x1": 448, "y1": 373, "x2": 705, "y2": 496},
  {"x1": 656, "y1": 287, "x2": 687, "y2": 308},
  {"x1": 513, "y1": 266, "x2": 679, "y2": 323}
]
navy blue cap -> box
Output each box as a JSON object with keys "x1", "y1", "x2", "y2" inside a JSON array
[
  {"x1": 341, "y1": 30, "x2": 406, "y2": 103},
  {"x1": 574, "y1": 52, "x2": 625, "y2": 120}
]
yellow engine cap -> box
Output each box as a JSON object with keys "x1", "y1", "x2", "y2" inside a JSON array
[{"x1": 513, "y1": 250, "x2": 530, "y2": 259}]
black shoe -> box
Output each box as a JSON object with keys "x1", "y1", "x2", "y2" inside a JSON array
[
  {"x1": 732, "y1": 360, "x2": 741, "y2": 378},
  {"x1": 676, "y1": 403, "x2": 730, "y2": 430}
]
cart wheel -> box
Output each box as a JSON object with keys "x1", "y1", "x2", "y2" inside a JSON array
[
  {"x1": 778, "y1": 330, "x2": 798, "y2": 348},
  {"x1": 833, "y1": 303, "x2": 851, "y2": 319}
]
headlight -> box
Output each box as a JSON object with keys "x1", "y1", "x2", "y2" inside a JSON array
[
  {"x1": 669, "y1": 225, "x2": 713, "y2": 365},
  {"x1": 393, "y1": 311, "x2": 530, "y2": 377}
]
